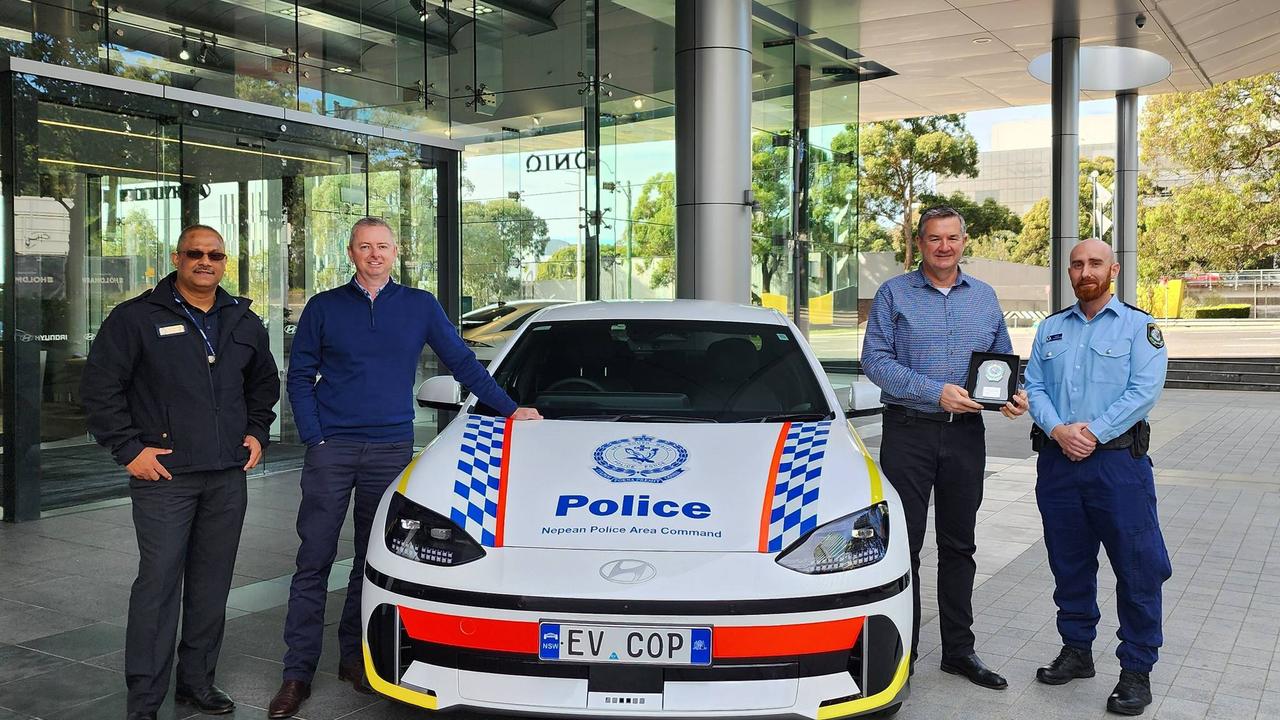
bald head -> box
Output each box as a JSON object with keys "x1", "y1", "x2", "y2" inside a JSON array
[{"x1": 1070, "y1": 238, "x2": 1115, "y2": 266}]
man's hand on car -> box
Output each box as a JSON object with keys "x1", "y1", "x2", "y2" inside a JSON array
[{"x1": 511, "y1": 407, "x2": 543, "y2": 421}]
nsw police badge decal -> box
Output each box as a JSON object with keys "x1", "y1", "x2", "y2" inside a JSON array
[
  {"x1": 593, "y1": 435, "x2": 688, "y2": 483},
  {"x1": 1147, "y1": 323, "x2": 1164, "y2": 349}
]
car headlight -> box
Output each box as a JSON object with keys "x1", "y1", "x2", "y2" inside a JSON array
[
  {"x1": 776, "y1": 502, "x2": 889, "y2": 574},
  {"x1": 384, "y1": 492, "x2": 486, "y2": 566}
]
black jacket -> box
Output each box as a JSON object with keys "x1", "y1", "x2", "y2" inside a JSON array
[{"x1": 80, "y1": 273, "x2": 281, "y2": 474}]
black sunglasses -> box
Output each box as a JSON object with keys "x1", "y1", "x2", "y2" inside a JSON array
[{"x1": 181, "y1": 249, "x2": 228, "y2": 262}]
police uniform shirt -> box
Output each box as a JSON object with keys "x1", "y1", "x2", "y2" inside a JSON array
[{"x1": 1024, "y1": 295, "x2": 1169, "y2": 443}]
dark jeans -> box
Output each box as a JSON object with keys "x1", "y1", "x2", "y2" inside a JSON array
[
  {"x1": 282, "y1": 439, "x2": 413, "y2": 682},
  {"x1": 126, "y1": 468, "x2": 247, "y2": 715},
  {"x1": 879, "y1": 410, "x2": 986, "y2": 662},
  {"x1": 1037, "y1": 444, "x2": 1171, "y2": 672}
]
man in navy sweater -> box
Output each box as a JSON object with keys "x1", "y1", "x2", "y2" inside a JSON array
[{"x1": 269, "y1": 217, "x2": 540, "y2": 718}]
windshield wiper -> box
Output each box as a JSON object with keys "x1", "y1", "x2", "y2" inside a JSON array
[
  {"x1": 555, "y1": 413, "x2": 718, "y2": 423},
  {"x1": 733, "y1": 411, "x2": 836, "y2": 423}
]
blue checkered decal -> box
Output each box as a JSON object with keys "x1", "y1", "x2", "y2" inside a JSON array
[
  {"x1": 765, "y1": 421, "x2": 833, "y2": 552},
  {"x1": 451, "y1": 415, "x2": 507, "y2": 547}
]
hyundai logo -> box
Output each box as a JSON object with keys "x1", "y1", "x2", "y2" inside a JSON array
[{"x1": 599, "y1": 559, "x2": 657, "y2": 584}]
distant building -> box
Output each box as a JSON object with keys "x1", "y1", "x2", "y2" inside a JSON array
[{"x1": 935, "y1": 116, "x2": 1116, "y2": 216}]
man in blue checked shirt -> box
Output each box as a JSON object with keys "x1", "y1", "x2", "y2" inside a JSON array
[
  {"x1": 862, "y1": 206, "x2": 1028, "y2": 691},
  {"x1": 1023, "y1": 238, "x2": 1171, "y2": 717}
]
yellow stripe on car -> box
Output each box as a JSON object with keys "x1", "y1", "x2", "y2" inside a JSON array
[
  {"x1": 816, "y1": 655, "x2": 909, "y2": 719},
  {"x1": 363, "y1": 642, "x2": 438, "y2": 710},
  {"x1": 848, "y1": 422, "x2": 884, "y2": 505},
  {"x1": 395, "y1": 449, "x2": 426, "y2": 494}
]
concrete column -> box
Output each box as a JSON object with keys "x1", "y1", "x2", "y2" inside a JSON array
[
  {"x1": 674, "y1": 0, "x2": 752, "y2": 303},
  {"x1": 1115, "y1": 90, "x2": 1139, "y2": 304},
  {"x1": 1050, "y1": 36, "x2": 1079, "y2": 311}
]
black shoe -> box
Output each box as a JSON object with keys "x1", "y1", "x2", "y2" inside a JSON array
[
  {"x1": 174, "y1": 685, "x2": 235, "y2": 715},
  {"x1": 1107, "y1": 669, "x2": 1152, "y2": 716},
  {"x1": 268, "y1": 679, "x2": 312, "y2": 719},
  {"x1": 338, "y1": 658, "x2": 375, "y2": 695},
  {"x1": 127, "y1": 713, "x2": 157, "y2": 720},
  {"x1": 940, "y1": 653, "x2": 1008, "y2": 690},
  {"x1": 1037, "y1": 644, "x2": 1096, "y2": 685}
]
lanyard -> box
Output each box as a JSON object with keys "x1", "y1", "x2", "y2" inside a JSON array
[{"x1": 171, "y1": 290, "x2": 225, "y2": 364}]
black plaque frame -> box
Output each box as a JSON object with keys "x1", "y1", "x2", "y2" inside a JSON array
[{"x1": 965, "y1": 352, "x2": 1020, "y2": 411}]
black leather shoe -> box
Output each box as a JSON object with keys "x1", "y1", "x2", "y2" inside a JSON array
[
  {"x1": 1037, "y1": 644, "x2": 1096, "y2": 685},
  {"x1": 268, "y1": 679, "x2": 311, "y2": 719},
  {"x1": 940, "y1": 653, "x2": 1008, "y2": 690},
  {"x1": 338, "y1": 658, "x2": 375, "y2": 695},
  {"x1": 1107, "y1": 669, "x2": 1152, "y2": 716},
  {"x1": 174, "y1": 685, "x2": 235, "y2": 715},
  {"x1": 127, "y1": 713, "x2": 157, "y2": 720}
]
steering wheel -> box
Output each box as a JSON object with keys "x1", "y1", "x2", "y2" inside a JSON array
[{"x1": 545, "y1": 377, "x2": 608, "y2": 393}]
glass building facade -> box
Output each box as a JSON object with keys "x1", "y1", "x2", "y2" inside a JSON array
[{"x1": 0, "y1": 1, "x2": 865, "y2": 520}]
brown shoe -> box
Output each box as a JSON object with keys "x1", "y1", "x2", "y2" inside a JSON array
[
  {"x1": 267, "y1": 679, "x2": 311, "y2": 719},
  {"x1": 338, "y1": 658, "x2": 375, "y2": 695}
]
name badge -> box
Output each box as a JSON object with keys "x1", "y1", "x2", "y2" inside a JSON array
[
  {"x1": 1047, "y1": 333, "x2": 1063, "y2": 342},
  {"x1": 157, "y1": 323, "x2": 187, "y2": 337}
]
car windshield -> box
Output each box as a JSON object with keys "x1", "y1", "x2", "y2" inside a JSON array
[{"x1": 481, "y1": 319, "x2": 831, "y2": 422}]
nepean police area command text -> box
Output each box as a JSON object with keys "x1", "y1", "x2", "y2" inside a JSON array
[{"x1": 542, "y1": 526, "x2": 724, "y2": 538}]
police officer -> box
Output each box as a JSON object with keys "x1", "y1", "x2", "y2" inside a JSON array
[
  {"x1": 1024, "y1": 238, "x2": 1171, "y2": 716},
  {"x1": 81, "y1": 225, "x2": 281, "y2": 720}
]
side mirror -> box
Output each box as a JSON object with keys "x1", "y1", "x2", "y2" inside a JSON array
[
  {"x1": 417, "y1": 375, "x2": 462, "y2": 411},
  {"x1": 845, "y1": 378, "x2": 884, "y2": 418}
]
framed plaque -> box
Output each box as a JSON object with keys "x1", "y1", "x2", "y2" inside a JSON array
[{"x1": 965, "y1": 352, "x2": 1019, "y2": 411}]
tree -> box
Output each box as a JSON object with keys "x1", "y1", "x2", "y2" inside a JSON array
[
  {"x1": 1142, "y1": 72, "x2": 1280, "y2": 184},
  {"x1": 536, "y1": 243, "x2": 619, "y2": 281},
  {"x1": 1140, "y1": 179, "x2": 1280, "y2": 275},
  {"x1": 751, "y1": 135, "x2": 791, "y2": 293},
  {"x1": 859, "y1": 115, "x2": 978, "y2": 269},
  {"x1": 1014, "y1": 198, "x2": 1051, "y2": 266},
  {"x1": 461, "y1": 199, "x2": 550, "y2": 304},
  {"x1": 629, "y1": 172, "x2": 677, "y2": 289}
]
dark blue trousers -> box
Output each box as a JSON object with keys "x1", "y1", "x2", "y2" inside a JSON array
[
  {"x1": 1036, "y1": 444, "x2": 1172, "y2": 673},
  {"x1": 282, "y1": 439, "x2": 413, "y2": 682}
]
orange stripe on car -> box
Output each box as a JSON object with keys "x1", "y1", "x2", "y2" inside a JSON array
[
  {"x1": 494, "y1": 417, "x2": 514, "y2": 547},
  {"x1": 399, "y1": 607, "x2": 539, "y2": 654},
  {"x1": 757, "y1": 422, "x2": 792, "y2": 553},
  {"x1": 714, "y1": 617, "x2": 864, "y2": 658},
  {"x1": 398, "y1": 607, "x2": 865, "y2": 659}
]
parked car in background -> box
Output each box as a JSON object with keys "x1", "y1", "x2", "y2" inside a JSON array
[{"x1": 462, "y1": 300, "x2": 567, "y2": 361}]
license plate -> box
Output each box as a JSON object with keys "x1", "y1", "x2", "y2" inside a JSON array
[{"x1": 538, "y1": 623, "x2": 712, "y2": 666}]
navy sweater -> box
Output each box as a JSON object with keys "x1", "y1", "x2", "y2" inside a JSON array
[{"x1": 287, "y1": 278, "x2": 517, "y2": 446}]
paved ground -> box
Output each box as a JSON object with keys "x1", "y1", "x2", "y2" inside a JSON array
[{"x1": 0, "y1": 389, "x2": 1277, "y2": 719}]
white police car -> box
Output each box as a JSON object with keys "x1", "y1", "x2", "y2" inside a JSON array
[{"x1": 361, "y1": 300, "x2": 912, "y2": 718}]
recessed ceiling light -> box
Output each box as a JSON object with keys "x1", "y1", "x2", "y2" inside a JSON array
[
  {"x1": 633, "y1": 98, "x2": 644, "y2": 109},
  {"x1": 331, "y1": 66, "x2": 352, "y2": 74},
  {"x1": 973, "y1": 37, "x2": 993, "y2": 45}
]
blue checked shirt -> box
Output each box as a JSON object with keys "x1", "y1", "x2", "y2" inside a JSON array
[
  {"x1": 1023, "y1": 295, "x2": 1167, "y2": 443},
  {"x1": 861, "y1": 268, "x2": 1013, "y2": 412}
]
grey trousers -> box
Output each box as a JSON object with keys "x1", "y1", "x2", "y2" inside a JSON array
[{"x1": 126, "y1": 468, "x2": 247, "y2": 715}]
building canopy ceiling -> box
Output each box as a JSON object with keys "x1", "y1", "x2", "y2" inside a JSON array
[{"x1": 761, "y1": 0, "x2": 1280, "y2": 120}]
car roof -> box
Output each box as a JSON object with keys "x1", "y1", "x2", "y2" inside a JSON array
[{"x1": 530, "y1": 299, "x2": 788, "y2": 325}]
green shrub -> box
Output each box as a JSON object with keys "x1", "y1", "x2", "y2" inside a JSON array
[{"x1": 1192, "y1": 304, "x2": 1251, "y2": 319}]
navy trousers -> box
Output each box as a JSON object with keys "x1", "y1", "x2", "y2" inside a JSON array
[
  {"x1": 127, "y1": 469, "x2": 246, "y2": 715},
  {"x1": 282, "y1": 439, "x2": 413, "y2": 682},
  {"x1": 1036, "y1": 444, "x2": 1172, "y2": 673}
]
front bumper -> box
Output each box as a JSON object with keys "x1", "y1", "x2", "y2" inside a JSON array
[{"x1": 362, "y1": 567, "x2": 911, "y2": 718}]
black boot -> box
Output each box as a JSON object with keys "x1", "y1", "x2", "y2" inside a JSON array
[
  {"x1": 1107, "y1": 670, "x2": 1152, "y2": 716},
  {"x1": 1036, "y1": 645, "x2": 1095, "y2": 685}
]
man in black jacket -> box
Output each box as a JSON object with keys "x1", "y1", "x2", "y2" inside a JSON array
[{"x1": 81, "y1": 225, "x2": 280, "y2": 720}]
